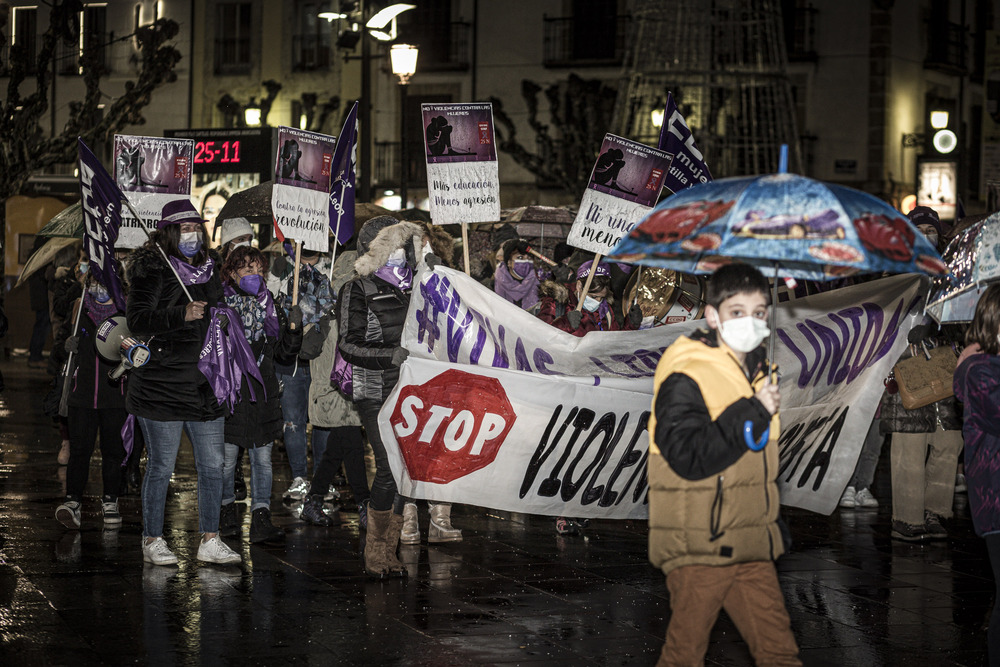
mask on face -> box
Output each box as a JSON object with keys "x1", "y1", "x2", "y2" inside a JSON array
[
  {"x1": 925, "y1": 232, "x2": 939, "y2": 247},
  {"x1": 90, "y1": 285, "x2": 111, "y2": 303},
  {"x1": 582, "y1": 295, "x2": 601, "y2": 312},
  {"x1": 179, "y1": 231, "x2": 202, "y2": 258},
  {"x1": 386, "y1": 248, "x2": 407, "y2": 267},
  {"x1": 79, "y1": 262, "x2": 89, "y2": 275},
  {"x1": 239, "y1": 274, "x2": 262, "y2": 294},
  {"x1": 512, "y1": 259, "x2": 534, "y2": 280},
  {"x1": 233, "y1": 240, "x2": 251, "y2": 249},
  {"x1": 713, "y1": 314, "x2": 770, "y2": 353}
]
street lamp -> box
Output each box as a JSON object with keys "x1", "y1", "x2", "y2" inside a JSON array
[
  {"x1": 391, "y1": 43, "x2": 418, "y2": 210},
  {"x1": 244, "y1": 99, "x2": 262, "y2": 127}
]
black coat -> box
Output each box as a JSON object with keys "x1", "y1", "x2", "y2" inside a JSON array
[
  {"x1": 224, "y1": 294, "x2": 302, "y2": 448},
  {"x1": 53, "y1": 301, "x2": 128, "y2": 410},
  {"x1": 337, "y1": 274, "x2": 409, "y2": 404},
  {"x1": 125, "y1": 245, "x2": 223, "y2": 422}
]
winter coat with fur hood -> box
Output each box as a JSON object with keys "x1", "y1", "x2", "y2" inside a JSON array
[
  {"x1": 337, "y1": 220, "x2": 423, "y2": 404},
  {"x1": 125, "y1": 244, "x2": 224, "y2": 422},
  {"x1": 536, "y1": 279, "x2": 629, "y2": 335}
]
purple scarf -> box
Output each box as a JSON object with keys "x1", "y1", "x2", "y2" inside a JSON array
[
  {"x1": 374, "y1": 264, "x2": 413, "y2": 290},
  {"x1": 84, "y1": 291, "x2": 119, "y2": 325},
  {"x1": 197, "y1": 305, "x2": 267, "y2": 414},
  {"x1": 168, "y1": 255, "x2": 215, "y2": 285},
  {"x1": 223, "y1": 281, "x2": 280, "y2": 340},
  {"x1": 494, "y1": 261, "x2": 540, "y2": 310}
]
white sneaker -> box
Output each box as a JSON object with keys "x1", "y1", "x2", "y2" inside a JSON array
[
  {"x1": 102, "y1": 499, "x2": 122, "y2": 525},
  {"x1": 143, "y1": 537, "x2": 179, "y2": 566},
  {"x1": 283, "y1": 476, "x2": 310, "y2": 500},
  {"x1": 838, "y1": 486, "x2": 857, "y2": 509},
  {"x1": 324, "y1": 485, "x2": 340, "y2": 502},
  {"x1": 854, "y1": 487, "x2": 879, "y2": 508},
  {"x1": 56, "y1": 501, "x2": 82, "y2": 528},
  {"x1": 197, "y1": 535, "x2": 241, "y2": 565}
]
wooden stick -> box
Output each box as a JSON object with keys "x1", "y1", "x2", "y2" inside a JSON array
[
  {"x1": 290, "y1": 240, "x2": 303, "y2": 330},
  {"x1": 526, "y1": 247, "x2": 556, "y2": 266},
  {"x1": 461, "y1": 222, "x2": 471, "y2": 276},
  {"x1": 575, "y1": 254, "x2": 603, "y2": 312}
]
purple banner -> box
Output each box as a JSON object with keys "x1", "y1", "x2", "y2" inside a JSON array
[
  {"x1": 422, "y1": 103, "x2": 498, "y2": 164},
  {"x1": 657, "y1": 92, "x2": 712, "y2": 193},
  {"x1": 329, "y1": 101, "x2": 358, "y2": 244},
  {"x1": 78, "y1": 138, "x2": 128, "y2": 312},
  {"x1": 198, "y1": 305, "x2": 266, "y2": 413},
  {"x1": 586, "y1": 134, "x2": 672, "y2": 207}
]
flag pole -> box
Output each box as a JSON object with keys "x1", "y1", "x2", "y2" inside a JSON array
[
  {"x1": 290, "y1": 240, "x2": 303, "y2": 331},
  {"x1": 461, "y1": 222, "x2": 471, "y2": 276},
  {"x1": 58, "y1": 297, "x2": 86, "y2": 417},
  {"x1": 121, "y1": 197, "x2": 194, "y2": 303},
  {"x1": 575, "y1": 254, "x2": 603, "y2": 312}
]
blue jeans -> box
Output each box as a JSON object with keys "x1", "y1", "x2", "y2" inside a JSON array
[
  {"x1": 278, "y1": 364, "x2": 317, "y2": 479},
  {"x1": 137, "y1": 416, "x2": 225, "y2": 537},
  {"x1": 223, "y1": 444, "x2": 273, "y2": 512}
]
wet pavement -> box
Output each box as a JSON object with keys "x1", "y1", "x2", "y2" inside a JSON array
[{"x1": 0, "y1": 358, "x2": 994, "y2": 666}]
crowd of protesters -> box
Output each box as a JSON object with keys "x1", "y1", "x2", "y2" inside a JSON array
[{"x1": 15, "y1": 199, "x2": 1000, "y2": 665}]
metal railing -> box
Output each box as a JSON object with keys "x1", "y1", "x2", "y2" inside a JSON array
[
  {"x1": 925, "y1": 22, "x2": 967, "y2": 74},
  {"x1": 55, "y1": 32, "x2": 111, "y2": 75},
  {"x1": 543, "y1": 15, "x2": 630, "y2": 67},
  {"x1": 292, "y1": 33, "x2": 332, "y2": 72},
  {"x1": 374, "y1": 141, "x2": 426, "y2": 188}
]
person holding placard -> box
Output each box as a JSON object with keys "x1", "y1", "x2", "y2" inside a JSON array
[{"x1": 538, "y1": 262, "x2": 638, "y2": 335}]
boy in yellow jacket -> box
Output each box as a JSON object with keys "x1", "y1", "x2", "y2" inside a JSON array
[{"x1": 648, "y1": 263, "x2": 800, "y2": 666}]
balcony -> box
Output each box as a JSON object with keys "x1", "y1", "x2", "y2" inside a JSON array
[
  {"x1": 292, "y1": 33, "x2": 332, "y2": 72},
  {"x1": 406, "y1": 21, "x2": 471, "y2": 72},
  {"x1": 374, "y1": 141, "x2": 426, "y2": 189},
  {"x1": 543, "y1": 15, "x2": 630, "y2": 68},
  {"x1": 925, "y1": 22, "x2": 967, "y2": 75},
  {"x1": 214, "y1": 37, "x2": 252, "y2": 76}
]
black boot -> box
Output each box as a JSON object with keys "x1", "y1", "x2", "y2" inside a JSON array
[
  {"x1": 219, "y1": 502, "x2": 240, "y2": 537},
  {"x1": 250, "y1": 508, "x2": 285, "y2": 543},
  {"x1": 233, "y1": 452, "x2": 247, "y2": 502},
  {"x1": 301, "y1": 495, "x2": 337, "y2": 526}
]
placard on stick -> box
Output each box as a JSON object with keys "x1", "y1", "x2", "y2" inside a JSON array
[
  {"x1": 113, "y1": 135, "x2": 194, "y2": 248},
  {"x1": 271, "y1": 126, "x2": 337, "y2": 252}
]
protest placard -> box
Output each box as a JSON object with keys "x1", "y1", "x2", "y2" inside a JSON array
[
  {"x1": 271, "y1": 126, "x2": 336, "y2": 252},
  {"x1": 113, "y1": 135, "x2": 194, "y2": 248}
]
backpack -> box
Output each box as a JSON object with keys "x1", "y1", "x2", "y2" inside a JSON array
[{"x1": 330, "y1": 277, "x2": 378, "y2": 400}]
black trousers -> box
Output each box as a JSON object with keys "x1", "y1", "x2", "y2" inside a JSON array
[
  {"x1": 309, "y1": 425, "x2": 370, "y2": 504},
  {"x1": 66, "y1": 405, "x2": 128, "y2": 501},
  {"x1": 357, "y1": 400, "x2": 396, "y2": 512},
  {"x1": 986, "y1": 533, "x2": 1000, "y2": 666}
]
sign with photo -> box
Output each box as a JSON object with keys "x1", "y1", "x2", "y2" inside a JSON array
[
  {"x1": 113, "y1": 135, "x2": 194, "y2": 248},
  {"x1": 422, "y1": 103, "x2": 501, "y2": 225},
  {"x1": 270, "y1": 126, "x2": 337, "y2": 252},
  {"x1": 567, "y1": 134, "x2": 672, "y2": 255}
]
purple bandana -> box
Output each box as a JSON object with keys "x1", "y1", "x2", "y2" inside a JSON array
[
  {"x1": 168, "y1": 254, "x2": 215, "y2": 285},
  {"x1": 198, "y1": 305, "x2": 267, "y2": 413},
  {"x1": 374, "y1": 264, "x2": 413, "y2": 290},
  {"x1": 84, "y1": 290, "x2": 119, "y2": 325},
  {"x1": 224, "y1": 280, "x2": 280, "y2": 340},
  {"x1": 494, "y1": 261, "x2": 540, "y2": 310}
]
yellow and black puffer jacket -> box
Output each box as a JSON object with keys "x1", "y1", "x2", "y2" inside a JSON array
[{"x1": 648, "y1": 331, "x2": 783, "y2": 576}]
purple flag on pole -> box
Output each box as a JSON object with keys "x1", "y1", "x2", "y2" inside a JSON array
[
  {"x1": 78, "y1": 138, "x2": 128, "y2": 312},
  {"x1": 328, "y1": 101, "x2": 359, "y2": 245},
  {"x1": 657, "y1": 92, "x2": 712, "y2": 194},
  {"x1": 197, "y1": 305, "x2": 266, "y2": 413},
  {"x1": 121, "y1": 414, "x2": 136, "y2": 467}
]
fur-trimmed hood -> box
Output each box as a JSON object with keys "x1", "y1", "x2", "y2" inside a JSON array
[
  {"x1": 540, "y1": 280, "x2": 569, "y2": 304},
  {"x1": 355, "y1": 220, "x2": 423, "y2": 277}
]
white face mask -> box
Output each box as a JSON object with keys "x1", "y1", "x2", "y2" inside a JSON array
[
  {"x1": 582, "y1": 295, "x2": 601, "y2": 312},
  {"x1": 714, "y1": 314, "x2": 770, "y2": 353},
  {"x1": 233, "y1": 240, "x2": 250, "y2": 248},
  {"x1": 386, "y1": 248, "x2": 407, "y2": 267}
]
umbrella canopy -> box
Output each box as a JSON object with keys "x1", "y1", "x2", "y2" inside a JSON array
[
  {"x1": 14, "y1": 237, "x2": 81, "y2": 289},
  {"x1": 215, "y1": 181, "x2": 274, "y2": 228},
  {"x1": 926, "y1": 211, "x2": 1000, "y2": 323},
  {"x1": 609, "y1": 173, "x2": 947, "y2": 281},
  {"x1": 37, "y1": 203, "x2": 84, "y2": 238}
]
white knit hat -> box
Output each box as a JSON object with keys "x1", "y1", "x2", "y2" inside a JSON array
[{"x1": 219, "y1": 217, "x2": 253, "y2": 246}]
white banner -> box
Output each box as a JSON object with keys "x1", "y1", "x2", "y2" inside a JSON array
[
  {"x1": 381, "y1": 269, "x2": 928, "y2": 517},
  {"x1": 567, "y1": 134, "x2": 672, "y2": 255},
  {"x1": 113, "y1": 135, "x2": 194, "y2": 248},
  {"x1": 422, "y1": 103, "x2": 501, "y2": 225},
  {"x1": 271, "y1": 126, "x2": 336, "y2": 251}
]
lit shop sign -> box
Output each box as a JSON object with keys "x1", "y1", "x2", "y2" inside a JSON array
[
  {"x1": 164, "y1": 128, "x2": 274, "y2": 177},
  {"x1": 916, "y1": 158, "x2": 957, "y2": 222}
]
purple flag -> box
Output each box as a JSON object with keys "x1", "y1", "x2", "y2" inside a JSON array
[
  {"x1": 328, "y1": 101, "x2": 358, "y2": 244},
  {"x1": 121, "y1": 414, "x2": 135, "y2": 467},
  {"x1": 78, "y1": 138, "x2": 128, "y2": 312},
  {"x1": 657, "y1": 93, "x2": 712, "y2": 194},
  {"x1": 197, "y1": 305, "x2": 266, "y2": 413}
]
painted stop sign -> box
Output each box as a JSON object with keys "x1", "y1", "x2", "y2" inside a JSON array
[{"x1": 389, "y1": 369, "x2": 516, "y2": 483}]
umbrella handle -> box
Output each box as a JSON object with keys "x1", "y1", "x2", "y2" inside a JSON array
[{"x1": 744, "y1": 420, "x2": 769, "y2": 451}]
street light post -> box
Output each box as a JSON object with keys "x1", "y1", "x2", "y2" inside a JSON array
[{"x1": 390, "y1": 44, "x2": 418, "y2": 211}]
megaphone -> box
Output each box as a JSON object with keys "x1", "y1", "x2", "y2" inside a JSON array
[{"x1": 95, "y1": 316, "x2": 150, "y2": 380}]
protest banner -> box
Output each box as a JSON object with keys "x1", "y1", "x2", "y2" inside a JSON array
[
  {"x1": 271, "y1": 126, "x2": 336, "y2": 252},
  {"x1": 567, "y1": 134, "x2": 672, "y2": 256},
  {"x1": 380, "y1": 268, "x2": 928, "y2": 518},
  {"x1": 657, "y1": 92, "x2": 713, "y2": 193},
  {"x1": 422, "y1": 103, "x2": 501, "y2": 225},
  {"x1": 113, "y1": 135, "x2": 194, "y2": 248}
]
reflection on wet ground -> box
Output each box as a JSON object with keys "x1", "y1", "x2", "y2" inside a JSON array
[{"x1": 0, "y1": 362, "x2": 992, "y2": 665}]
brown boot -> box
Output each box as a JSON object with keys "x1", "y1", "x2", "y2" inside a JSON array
[
  {"x1": 364, "y1": 508, "x2": 393, "y2": 579},
  {"x1": 382, "y1": 511, "x2": 408, "y2": 578}
]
